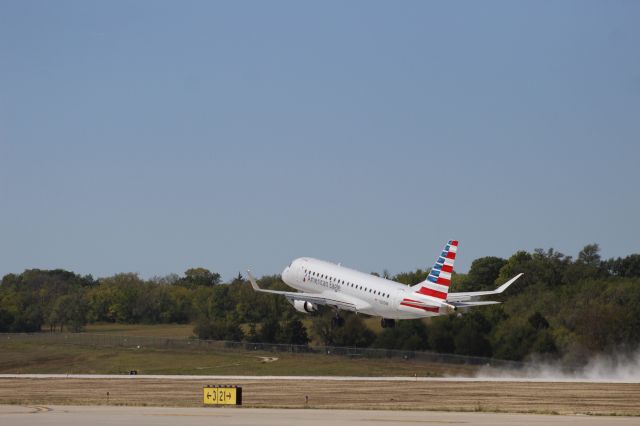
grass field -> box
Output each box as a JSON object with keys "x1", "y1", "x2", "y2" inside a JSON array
[
  {"x1": 0, "y1": 323, "x2": 480, "y2": 377},
  {"x1": 85, "y1": 321, "x2": 391, "y2": 344},
  {"x1": 84, "y1": 323, "x2": 195, "y2": 338},
  {"x1": 0, "y1": 337, "x2": 477, "y2": 377}
]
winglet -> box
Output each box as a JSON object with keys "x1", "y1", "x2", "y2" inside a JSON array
[
  {"x1": 246, "y1": 270, "x2": 261, "y2": 291},
  {"x1": 494, "y1": 273, "x2": 524, "y2": 294}
]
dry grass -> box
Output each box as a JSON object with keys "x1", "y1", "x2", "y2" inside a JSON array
[
  {"x1": 0, "y1": 339, "x2": 477, "y2": 377},
  {"x1": 0, "y1": 378, "x2": 638, "y2": 416},
  {"x1": 84, "y1": 323, "x2": 195, "y2": 338}
]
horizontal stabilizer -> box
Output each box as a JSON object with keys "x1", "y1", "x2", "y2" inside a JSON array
[
  {"x1": 448, "y1": 300, "x2": 501, "y2": 308},
  {"x1": 447, "y1": 273, "x2": 523, "y2": 302}
]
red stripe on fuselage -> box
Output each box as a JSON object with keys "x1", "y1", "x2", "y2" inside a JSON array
[
  {"x1": 417, "y1": 287, "x2": 448, "y2": 299},
  {"x1": 400, "y1": 302, "x2": 440, "y2": 313},
  {"x1": 441, "y1": 264, "x2": 453, "y2": 273}
]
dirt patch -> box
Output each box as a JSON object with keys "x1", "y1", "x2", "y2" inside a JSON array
[
  {"x1": 0, "y1": 354, "x2": 83, "y2": 372},
  {"x1": 0, "y1": 378, "x2": 638, "y2": 416}
]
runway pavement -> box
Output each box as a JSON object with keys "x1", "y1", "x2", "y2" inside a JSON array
[
  {"x1": 1, "y1": 373, "x2": 638, "y2": 383},
  {"x1": 1, "y1": 405, "x2": 638, "y2": 426},
  {"x1": 2, "y1": 376, "x2": 639, "y2": 416}
]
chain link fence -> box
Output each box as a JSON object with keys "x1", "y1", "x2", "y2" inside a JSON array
[{"x1": 1, "y1": 332, "x2": 524, "y2": 369}]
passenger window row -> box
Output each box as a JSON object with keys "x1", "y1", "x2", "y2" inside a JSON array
[{"x1": 304, "y1": 268, "x2": 390, "y2": 298}]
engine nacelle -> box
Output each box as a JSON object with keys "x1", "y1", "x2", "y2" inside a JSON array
[{"x1": 292, "y1": 300, "x2": 317, "y2": 313}]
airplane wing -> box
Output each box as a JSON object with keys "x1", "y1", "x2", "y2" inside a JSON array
[
  {"x1": 246, "y1": 270, "x2": 357, "y2": 311},
  {"x1": 446, "y1": 273, "x2": 523, "y2": 303}
]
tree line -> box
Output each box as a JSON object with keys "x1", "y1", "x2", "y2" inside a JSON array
[{"x1": 1, "y1": 244, "x2": 639, "y2": 363}]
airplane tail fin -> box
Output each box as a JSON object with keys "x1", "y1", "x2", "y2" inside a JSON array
[{"x1": 410, "y1": 240, "x2": 458, "y2": 300}]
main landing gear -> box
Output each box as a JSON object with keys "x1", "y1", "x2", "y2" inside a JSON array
[
  {"x1": 331, "y1": 314, "x2": 345, "y2": 327},
  {"x1": 381, "y1": 318, "x2": 396, "y2": 329}
]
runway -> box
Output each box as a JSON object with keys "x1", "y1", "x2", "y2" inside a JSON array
[
  {"x1": 1, "y1": 376, "x2": 639, "y2": 416},
  {"x1": 0, "y1": 405, "x2": 638, "y2": 426},
  {"x1": 1, "y1": 373, "x2": 638, "y2": 383}
]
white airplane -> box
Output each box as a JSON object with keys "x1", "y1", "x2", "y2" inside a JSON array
[{"x1": 248, "y1": 240, "x2": 522, "y2": 328}]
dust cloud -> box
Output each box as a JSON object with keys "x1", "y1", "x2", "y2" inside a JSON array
[{"x1": 474, "y1": 350, "x2": 640, "y2": 383}]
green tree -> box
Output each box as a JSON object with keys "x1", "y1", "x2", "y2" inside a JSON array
[
  {"x1": 48, "y1": 293, "x2": 87, "y2": 332},
  {"x1": 181, "y1": 268, "x2": 221, "y2": 288},
  {"x1": 393, "y1": 269, "x2": 429, "y2": 286},
  {"x1": 331, "y1": 314, "x2": 375, "y2": 347},
  {"x1": 452, "y1": 312, "x2": 493, "y2": 357},
  {"x1": 427, "y1": 316, "x2": 455, "y2": 353},
  {"x1": 0, "y1": 306, "x2": 14, "y2": 332},
  {"x1": 312, "y1": 311, "x2": 335, "y2": 346},
  {"x1": 578, "y1": 244, "x2": 601, "y2": 266},
  {"x1": 259, "y1": 317, "x2": 282, "y2": 343},
  {"x1": 465, "y1": 257, "x2": 507, "y2": 290},
  {"x1": 246, "y1": 322, "x2": 260, "y2": 343},
  {"x1": 531, "y1": 330, "x2": 558, "y2": 355},
  {"x1": 453, "y1": 323, "x2": 492, "y2": 357},
  {"x1": 491, "y1": 319, "x2": 537, "y2": 360},
  {"x1": 373, "y1": 320, "x2": 430, "y2": 350},
  {"x1": 528, "y1": 311, "x2": 549, "y2": 330},
  {"x1": 280, "y1": 319, "x2": 310, "y2": 345},
  {"x1": 570, "y1": 304, "x2": 626, "y2": 351},
  {"x1": 605, "y1": 254, "x2": 640, "y2": 278},
  {"x1": 498, "y1": 248, "x2": 571, "y2": 289},
  {"x1": 563, "y1": 244, "x2": 604, "y2": 284},
  {"x1": 193, "y1": 317, "x2": 244, "y2": 341},
  {"x1": 95, "y1": 273, "x2": 146, "y2": 323}
]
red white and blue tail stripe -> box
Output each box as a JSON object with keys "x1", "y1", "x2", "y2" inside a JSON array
[{"x1": 411, "y1": 240, "x2": 458, "y2": 300}]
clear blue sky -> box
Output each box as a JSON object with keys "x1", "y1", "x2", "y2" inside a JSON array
[{"x1": 1, "y1": 1, "x2": 639, "y2": 280}]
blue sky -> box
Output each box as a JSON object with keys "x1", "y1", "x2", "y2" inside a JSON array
[{"x1": 1, "y1": 1, "x2": 639, "y2": 280}]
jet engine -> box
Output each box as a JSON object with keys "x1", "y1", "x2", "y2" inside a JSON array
[{"x1": 292, "y1": 300, "x2": 317, "y2": 313}]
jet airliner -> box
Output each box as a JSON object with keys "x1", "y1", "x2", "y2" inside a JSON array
[{"x1": 248, "y1": 240, "x2": 522, "y2": 328}]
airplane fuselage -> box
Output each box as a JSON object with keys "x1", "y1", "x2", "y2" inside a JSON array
[
  {"x1": 249, "y1": 240, "x2": 522, "y2": 324},
  {"x1": 282, "y1": 257, "x2": 438, "y2": 319}
]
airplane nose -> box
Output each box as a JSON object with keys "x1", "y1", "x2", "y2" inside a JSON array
[{"x1": 282, "y1": 266, "x2": 290, "y2": 282}]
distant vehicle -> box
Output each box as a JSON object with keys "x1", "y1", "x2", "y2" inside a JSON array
[{"x1": 248, "y1": 240, "x2": 522, "y2": 328}]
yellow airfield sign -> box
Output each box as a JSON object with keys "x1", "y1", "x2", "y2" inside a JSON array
[{"x1": 203, "y1": 385, "x2": 242, "y2": 405}]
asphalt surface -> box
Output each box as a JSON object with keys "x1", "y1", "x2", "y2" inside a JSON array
[
  {"x1": 1, "y1": 405, "x2": 638, "y2": 426},
  {"x1": 3, "y1": 376, "x2": 639, "y2": 416},
  {"x1": 1, "y1": 373, "x2": 638, "y2": 383}
]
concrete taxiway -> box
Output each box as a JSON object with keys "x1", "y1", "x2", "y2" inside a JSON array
[{"x1": 1, "y1": 405, "x2": 638, "y2": 426}]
